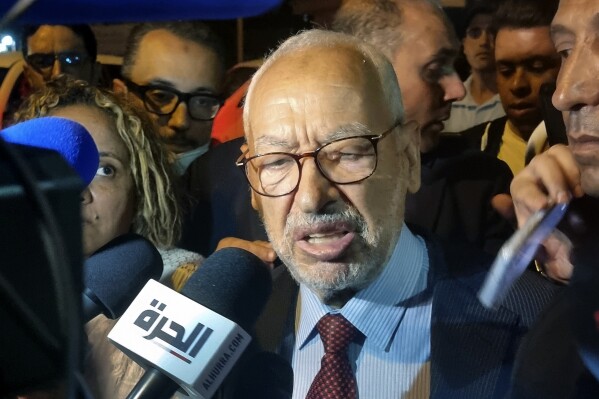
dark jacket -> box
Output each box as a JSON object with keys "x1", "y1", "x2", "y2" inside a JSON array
[{"x1": 244, "y1": 231, "x2": 560, "y2": 398}]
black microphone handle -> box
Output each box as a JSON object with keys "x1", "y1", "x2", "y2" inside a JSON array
[{"x1": 126, "y1": 368, "x2": 180, "y2": 399}]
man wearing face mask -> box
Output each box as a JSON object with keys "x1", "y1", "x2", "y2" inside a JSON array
[{"x1": 114, "y1": 21, "x2": 226, "y2": 175}]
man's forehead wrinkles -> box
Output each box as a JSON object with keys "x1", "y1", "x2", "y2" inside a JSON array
[
  {"x1": 254, "y1": 135, "x2": 294, "y2": 151},
  {"x1": 253, "y1": 122, "x2": 371, "y2": 151}
]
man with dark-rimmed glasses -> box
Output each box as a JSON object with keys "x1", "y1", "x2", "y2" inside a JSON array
[
  {"x1": 114, "y1": 21, "x2": 225, "y2": 174},
  {"x1": 237, "y1": 29, "x2": 557, "y2": 398}
]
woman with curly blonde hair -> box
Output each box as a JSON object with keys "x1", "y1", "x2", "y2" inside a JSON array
[
  {"x1": 16, "y1": 75, "x2": 182, "y2": 252},
  {"x1": 16, "y1": 75, "x2": 203, "y2": 398}
]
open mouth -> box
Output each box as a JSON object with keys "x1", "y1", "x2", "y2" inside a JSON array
[{"x1": 294, "y1": 225, "x2": 356, "y2": 262}]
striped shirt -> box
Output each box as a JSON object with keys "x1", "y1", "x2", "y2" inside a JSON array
[
  {"x1": 443, "y1": 75, "x2": 505, "y2": 134},
  {"x1": 292, "y1": 224, "x2": 432, "y2": 399}
]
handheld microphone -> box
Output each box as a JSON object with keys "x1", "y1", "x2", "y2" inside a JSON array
[
  {"x1": 83, "y1": 233, "x2": 164, "y2": 322},
  {"x1": 109, "y1": 247, "x2": 272, "y2": 399},
  {"x1": 0, "y1": 116, "x2": 99, "y2": 185}
]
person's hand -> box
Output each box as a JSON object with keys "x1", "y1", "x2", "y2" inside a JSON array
[
  {"x1": 509, "y1": 145, "x2": 583, "y2": 283},
  {"x1": 216, "y1": 237, "x2": 278, "y2": 269},
  {"x1": 511, "y1": 145, "x2": 584, "y2": 226},
  {"x1": 491, "y1": 193, "x2": 516, "y2": 225},
  {"x1": 535, "y1": 229, "x2": 574, "y2": 284}
]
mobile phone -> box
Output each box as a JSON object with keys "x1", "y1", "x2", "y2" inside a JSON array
[{"x1": 478, "y1": 202, "x2": 569, "y2": 309}]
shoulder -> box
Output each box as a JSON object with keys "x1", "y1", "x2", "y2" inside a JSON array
[
  {"x1": 421, "y1": 233, "x2": 561, "y2": 326},
  {"x1": 429, "y1": 143, "x2": 513, "y2": 183},
  {"x1": 159, "y1": 247, "x2": 204, "y2": 290},
  {"x1": 458, "y1": 116, "x2": 508, "y2": 142}
]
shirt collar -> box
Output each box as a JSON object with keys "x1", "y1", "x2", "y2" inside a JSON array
[
  {"x1": 296, "y1": 223, "x2": 429, "y2": 351},
  {"x1": 173, "y1": 142, "x2": 210, "y2": 175}
]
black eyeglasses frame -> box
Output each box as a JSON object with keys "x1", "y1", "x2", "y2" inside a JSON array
[{"x1": 123, "y1": 79, "x2": 223, "y2": 121}]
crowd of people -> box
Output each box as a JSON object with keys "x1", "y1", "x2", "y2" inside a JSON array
[{"x1": 6, "y1": 0, "x2": 599, "y2": 397}]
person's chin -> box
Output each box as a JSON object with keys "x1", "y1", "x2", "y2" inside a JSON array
[
  {"x1": 420, "y1": 125, "x2": 443, "y2": 153},
  {"x1": 166, "y1": 141, "x2": 196, "y2": 154},
  {"x1": 581, "y1": 167, "x2": 599, "y2": 198}
]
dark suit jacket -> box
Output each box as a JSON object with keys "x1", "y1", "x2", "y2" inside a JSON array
[
  {"x1": 406, "y1": 138, "x2": 514, "y2": 255},
  {"x1": 250, "y1": 232, "x2": 559, "y2": 398},
  {"x1": 459, "y1": 116, "x2": 509, "y2": 157},
  {"x1": 179, "y1": 137, "x2": 267, "y2": 256},
  {"x1": 511, "y1": 196, "x2": 599, "y2": 398}
]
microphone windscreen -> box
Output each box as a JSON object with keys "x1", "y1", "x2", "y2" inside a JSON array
[
  {"x1": 0, "y1": 116, "x2": 99, "y2": 185},
  {"x1": 84, "y1": 233, "x2": 163, "y2": 319},
  {"x1": 233, "y1": 352, "x2": 293, "y2": 399},
  {"x1": 181, "y1": 247, "x2": 272, "y2": 331}
]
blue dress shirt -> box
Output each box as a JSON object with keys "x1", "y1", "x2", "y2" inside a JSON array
[{"x1": 292, "y1": 224, "x2": 432, "y2": 398}]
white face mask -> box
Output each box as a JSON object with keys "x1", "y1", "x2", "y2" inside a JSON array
[{"x1": 173, "y1": 142, "x2": 210, "y2": 175}]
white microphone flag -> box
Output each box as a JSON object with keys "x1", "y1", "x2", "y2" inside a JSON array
[{"x1": 109, "y1": 279, "x2": 251, "y2": 398}]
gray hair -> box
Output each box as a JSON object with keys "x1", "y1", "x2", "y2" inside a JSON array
[
  {"x1": 332, "y1": 0, "x2": 455, "y2": 60},
  {"x1": 243, "y1": 29, "x2": 403, "y2": 135}
]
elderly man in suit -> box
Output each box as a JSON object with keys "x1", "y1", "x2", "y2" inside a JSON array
[{"x1": 236, "y1": 28, "x2": 558, "y2": 398}]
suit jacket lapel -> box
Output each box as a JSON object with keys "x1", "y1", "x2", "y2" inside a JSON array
[
  {"x1": 428, "y1": 240, "x2": 522, "y2": 399},
  {"x1": 254, "y1": 266, "x2": 298, "y2": 360}
]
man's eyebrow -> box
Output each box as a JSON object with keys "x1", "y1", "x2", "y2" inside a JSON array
[
  {"x1": 253, "y1": 136, "x2": 295, "y2": 152},
  {"x1": 432, "y1": 47, "x2": 459, "y2": 61},
  {"x1": 252, "y1": 124, "x2": 373, "y2": 152},
  {"x1": 148, "y1": 79, "x2": 216, "y2": 94},
  {"x1": 328, "y1": 123, "x2": 372, "y2": 140}
]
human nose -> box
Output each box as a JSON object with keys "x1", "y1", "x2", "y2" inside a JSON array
[
  {"x1": 440, "y1": 72, "x2": 466, "y2": 102},
  {"x1": 168, "y1": 101, "x2": 190, "y2": 132},
  {"x1": 480, "y1": 29, "x2": 492, "y2": 46},
  {"x1": 51, "y1": 58, "x2": 62, "y2": 78},
  {"x1": 80, "y1": 186, "x2": 92, "y2": 204},
  {"x1": 552, "y1": 48, "x2": 599, "y2": 111},
  {"x1": 510, "y1": 68, "x2": 531, "y2": 97},
  {"x1": 294, "y1": 158, "x2": 340, "y2": 214}
]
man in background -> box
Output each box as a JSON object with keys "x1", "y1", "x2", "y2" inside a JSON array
[
  {"x1": 443, "y1": 3, "x2": 505, "y2": 133},
  {"x1": 114, "y1": 21, "x2": 226, "y2": 174},
  {"x1": 1, "y1": 24, "x2": 99, "y2": 126},
  {"x1": 332, "y1": 0, "x2": 513, "y2": 254},
  {"x1": 461, "y1": 0, "x2": 561, "y2": 176},
  {"x1": 22, "y1": 24, "x2": 99, "y2": 91}
]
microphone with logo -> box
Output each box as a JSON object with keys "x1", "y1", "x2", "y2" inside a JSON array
[
  {"x1": 83, "y1": 233, "x2": 163, "y2": 322},
  {"x1": 1, "y1": 116, "x2": 99, "y2": 186},
  {"x1": 108, "y1": 247, "x2": 272, "y2": 399}
]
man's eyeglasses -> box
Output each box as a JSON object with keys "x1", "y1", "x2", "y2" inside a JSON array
[
  {"x1": 26, "y1": 52, "x2": 87, "y2": 74},
  {"x1": 466, "y1": 26, "x2": 495, "y2": 40},
  {"x1": 124, "y1": 79, "x2": 222, "y2": 121},
  {"x1": 236, "y1": 120, "x2": 404, "y2": 197}
]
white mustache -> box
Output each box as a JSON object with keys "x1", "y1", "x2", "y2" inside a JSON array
[{"x1": 284, "y1": 207, "x2": 365, "y2": 234}]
